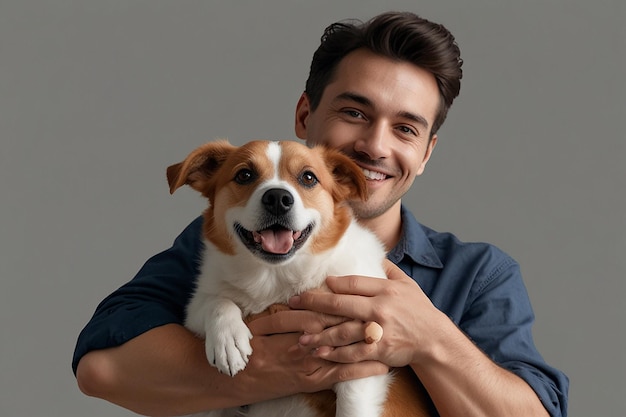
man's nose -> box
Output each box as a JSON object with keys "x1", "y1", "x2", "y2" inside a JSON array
[{"x1": 354, "y1": 122, "x2": 390, "y2": 160}]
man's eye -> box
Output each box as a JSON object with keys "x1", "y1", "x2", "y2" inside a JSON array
[
  {"x1": 398, "y1": 125, "x2": 417, "y2": 136},
  {"x1": 234, "y1": 169, "x2": 255, "y2": 184},
  {"x1": 345, "y1": 109, "x2": 364, "y2": 119},
  {"x1": 299, "y1": 171, "x2": 318, "y2": 187}
]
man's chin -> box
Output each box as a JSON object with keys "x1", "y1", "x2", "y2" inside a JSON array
[{"x1": 350, "y1": 197, "x2": 399, "y2": 220}]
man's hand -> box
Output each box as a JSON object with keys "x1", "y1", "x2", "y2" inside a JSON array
[
  {"x1": 245, "y1": 307, "x2": 390, "y2": 395},
  {"x1": 288, "y1": 259, "x2": 441, "y2": 368},
  {"x1": 287, "y1": 260, "x2": 552, "y2": 417}
]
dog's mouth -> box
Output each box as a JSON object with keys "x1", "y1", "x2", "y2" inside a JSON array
[{"x1": 235, "y1": 222, "x2": 314, "y2": 263}]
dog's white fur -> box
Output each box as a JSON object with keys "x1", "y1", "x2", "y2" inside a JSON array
[{"x1": 168, "y1": 140, "x2": 391, "y2": 417}]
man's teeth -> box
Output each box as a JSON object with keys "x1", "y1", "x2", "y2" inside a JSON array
[{"x1": 362, "y1": 168, "x2": 387, "y2": 180}]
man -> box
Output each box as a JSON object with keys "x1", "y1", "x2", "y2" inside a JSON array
[{"x1": 73, "y1": 12, "x2": 568, "y2": 417}]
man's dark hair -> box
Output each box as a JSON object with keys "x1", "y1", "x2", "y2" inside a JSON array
[{"x1": 305, "y1": 11, "x2": 463, "y2": 136}]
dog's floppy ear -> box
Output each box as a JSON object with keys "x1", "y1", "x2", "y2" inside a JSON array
[
  {"x1": 321, "y1": 147, "x2": 368, "y2": 202},
  {"x1": 167, "y1": 140, "x2": 237, "y2": 194}
]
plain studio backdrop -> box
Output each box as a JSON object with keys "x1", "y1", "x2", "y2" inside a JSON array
[{"x1": 1, "y1": 1, "x2": 624, "y2": 416}]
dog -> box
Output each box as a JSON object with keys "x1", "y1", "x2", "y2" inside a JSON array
[{"x1": 167, "y1": 140, "x2": 435, "y2": 417}]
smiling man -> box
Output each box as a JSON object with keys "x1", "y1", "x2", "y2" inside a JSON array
[
  {"x1": 73, "y1": 12, "x2": 568, "y2": 417},
  {"x1": 295, "y1": 48, "x2": 440, "y2": 245}
]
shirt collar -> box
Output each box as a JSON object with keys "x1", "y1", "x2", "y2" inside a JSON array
[{"x1": 387, "y1": 205, "x2": 444, "y2": 269}]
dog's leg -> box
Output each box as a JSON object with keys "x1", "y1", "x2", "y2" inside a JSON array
[
  {"x1": 187, "y1": 294, "x2": 253, "y2": 376},
  {"x1": 334, "y1": 374, "x2": 391, "y2": 417},
  {"x1": 207, "y1": 297, "x2": 253, "y2": 376}
]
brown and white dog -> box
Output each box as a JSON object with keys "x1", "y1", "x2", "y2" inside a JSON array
[{"x1": 167, "y1": 140, "x2": 434, "y2": 417}]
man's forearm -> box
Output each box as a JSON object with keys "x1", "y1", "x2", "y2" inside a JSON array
[
  {"x1": 76, "y1": 324, "x2": 257, "y2": 416},
  {"x1": 411, "y1": 313, "x2": 549, "y2": 417},
  {"x1": 76, "y1": 315, "x2": 389, "y2": 416}
]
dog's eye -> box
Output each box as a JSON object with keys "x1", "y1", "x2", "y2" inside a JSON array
[
  {"x1": 299, "y1": 171, "x2": 318, "y2": 188},
  {"x1": 234, "y1": 169, "x2": 256, "y2": 184}
]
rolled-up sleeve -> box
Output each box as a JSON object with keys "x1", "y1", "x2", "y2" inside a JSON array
[
  {"x1": 72, "y1": 216, "x2": 204, "y2": 374},
  {"x1": 461, "y1": 259, "x2": 569, "y2": 417}
]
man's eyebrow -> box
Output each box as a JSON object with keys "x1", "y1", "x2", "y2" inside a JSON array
[
  {"x1": 333, "y1": 91, "x2": 430, "y2": 130},
  {"x1": 398, "y1": 110, "x2": 430, "y2": 130},
  {"x1": 334, "y1": 92, "x2": 372, "y2": 107}
]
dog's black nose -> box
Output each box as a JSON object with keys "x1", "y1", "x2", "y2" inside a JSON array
[{"x1": 262, "y1": 188, "x2": 294, "y2": 215}]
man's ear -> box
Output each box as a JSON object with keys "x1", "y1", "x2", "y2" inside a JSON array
[
  {"x1": 416, "y1": 134, "x2": 438, "y2": 176},
  {"x1": 294, "y1": 92, "x2": 311, "y2": 140}
]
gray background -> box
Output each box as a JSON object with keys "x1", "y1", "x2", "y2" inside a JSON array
[{"x1": 1, "y1": 1, "x2": 624, "y2": 416}]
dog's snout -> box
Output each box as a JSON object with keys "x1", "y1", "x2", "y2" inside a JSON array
[{"x1": 262, "y1": 188, "x2": 294, "y2": 215}]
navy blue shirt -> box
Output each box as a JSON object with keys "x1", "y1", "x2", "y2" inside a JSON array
[{"x1": 73, "y1": 206, "x2": 568, "y2": 416}]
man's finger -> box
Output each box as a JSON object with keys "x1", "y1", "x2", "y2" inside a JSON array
[
  {"x1": 289, "y1": 291, "x2": 366, "y2": 321},
  {"x1": 248, "y1": 309, "x2": 347, "y2": 335},
  {"x1": 324, "y1": 274, "x2": 386, "y2": 296},
  {"x1": 383, "y1": 259, "x2": 413, "y2": 281},
  {"x1": 314, "y1": 341, "x2": 380, "y2": 364},
  {"x1": 298, "y1": 319, "x2": 364, "y2": 348},
  {"x1": 304, "y1": 360, "x2": 389, "y2": 386}
]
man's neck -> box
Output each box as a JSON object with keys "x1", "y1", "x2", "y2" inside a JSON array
[{"x1": 358, "y1": 201, "x2": 403, "y2": 252}]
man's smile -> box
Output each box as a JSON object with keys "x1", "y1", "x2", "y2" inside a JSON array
[{"x1": 362, "y1": 168, "x2": 388, "y2": 181}]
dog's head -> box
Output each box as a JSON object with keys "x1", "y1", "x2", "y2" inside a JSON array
[{"x1": 167, "y1": 140, "x2": 367, "y2": 264}]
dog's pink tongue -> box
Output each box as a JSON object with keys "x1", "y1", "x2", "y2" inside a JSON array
[{"x1": 254, "y1": 229, "x2": 295, "y2": 254}]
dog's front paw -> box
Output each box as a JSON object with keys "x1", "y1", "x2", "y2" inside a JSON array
[{"x1": 205, "y1": 320, "x2": 253, "y2": 376}]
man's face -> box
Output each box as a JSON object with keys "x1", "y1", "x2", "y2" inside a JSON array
[{"x1": 295, "y1": 48, "x2": 440, "y2": 220}]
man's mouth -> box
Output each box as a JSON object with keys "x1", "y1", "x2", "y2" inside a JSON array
[
  {"x1": 235, "y1": 223, "x2": 314, "y2": 263},
  {"x1": 362, "y1": 168, "x2": 387, "y2": 181}
]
